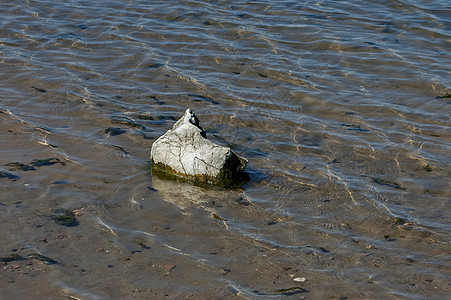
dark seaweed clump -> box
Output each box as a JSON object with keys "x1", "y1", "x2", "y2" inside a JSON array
[
  {"x1": 0, "y1": 253, "x2": 22, "y2": 262},
  {"x1": 52, "y1": 209, "x2": 79, "y2": 227},
  {"x1": 252, "y1": 286, "x2": 309, "y2": 296},
  {"x1": 435, "y1": 93, "x2": 451, "y2": 99},
  {"x1": 32, "y1": 158, "x2": 65, "y2": 167},
  {"x1": 5, "y1": 158, "x2": 65, "y2": 171},
  {"x1": 105, "y1": 127, "x2": 127, "y2": 136},
  {"x1": 371, "y1": 177, "x2": 405, "y2": 190},
  {"x1": 27, "y1": 253, "x2": 58, "y2": 265},
  {"x1": 5, "y1": 162, "x2": 36, "y2": 171},
  {"x1": 0, "y1": 171, "x2": 20, "y2": 181},
  {"x1": 1, "y1": 251, "x2": 58, "y2": 265},
  {"x1": 341, "y1": 123, "x2": 370, "y2": 132}
]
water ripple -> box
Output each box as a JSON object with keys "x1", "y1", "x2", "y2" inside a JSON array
[{"x1": 1, "y1": 0, "x2": 450, "y2": 298}]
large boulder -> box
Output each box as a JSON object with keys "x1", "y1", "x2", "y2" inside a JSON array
[{"x1": 150, "y1": 109, "x2": 248, "y2": 186}]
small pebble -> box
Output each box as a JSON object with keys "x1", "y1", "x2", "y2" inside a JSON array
[
  {"x1": 12, "y1": 264, "x2": 21, "y2": 269},
  {"x1": 164, "y1": 264, "x2": 176, "y2": 271},
  {"x1": 294, "y1": 277, "x2": 306, "y2": 282},
  {"x1": 218, "y1": 268, "x2": 231, "y2": 275}
]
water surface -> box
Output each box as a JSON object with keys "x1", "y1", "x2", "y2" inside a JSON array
[{"x1": 1, "y1": 0, "x2": 450, "y2": 299}]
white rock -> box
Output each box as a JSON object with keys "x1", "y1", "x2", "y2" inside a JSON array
[{"x1": 150, "y1": 109, "x2": 247, "y2": 185}]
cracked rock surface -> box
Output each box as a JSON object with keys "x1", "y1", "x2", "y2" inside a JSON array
[{"x1": 150, "y1": 109, "x2": 247, "y2": 185}]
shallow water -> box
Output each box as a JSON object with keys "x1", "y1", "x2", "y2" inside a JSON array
[{"x1": 1, "y1": 0, "x2": 450, "y2": 299}]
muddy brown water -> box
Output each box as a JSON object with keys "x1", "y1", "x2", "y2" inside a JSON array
[{"x1": 1, "y1": 1, "x2": 450, "y2": 299}]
